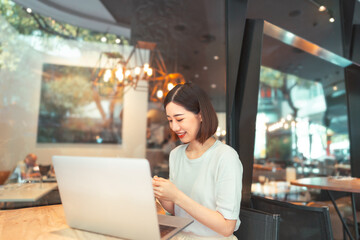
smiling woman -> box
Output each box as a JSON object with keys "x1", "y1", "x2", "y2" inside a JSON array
[{"x1": 153, "y1": 83, "x2": 243, "y2": 239}]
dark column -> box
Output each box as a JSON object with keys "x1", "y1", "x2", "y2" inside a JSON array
[
  {"x1": 339, "y1": 0, "x2": 356, "y2": 59},
  {"x1": 351, "y1": 25, "x2": 360, "y2": 64},
  {"x1": 339, "y1": 0, "x2": 360, "y2": 65},
  {"x1": 225, "y1": 0, "x2": 248, "y2": 204},
  {"x1": 345, "y1": 65, "x2": 360, "y2": 177},
  {"x1": 226, "y1": 17, "x2": 263, "y2": 206},
  {"x1": 226, "y1": 0, "x2": 248, "y2": 146}
]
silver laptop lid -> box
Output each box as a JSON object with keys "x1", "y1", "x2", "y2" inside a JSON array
[{"x1": 53, "y1": 156, "x2": 161, "y2": 240}]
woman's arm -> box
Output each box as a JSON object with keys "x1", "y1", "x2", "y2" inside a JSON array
[
  {"x1": 153, "y1": 176, "x2": 175, "y2": 214},
  {"x1": 153, "y1": 177, "x2": 236, "y2": 237},
  {"x1": 157, "y1": 199, "x2": 174, "y2": 215}
]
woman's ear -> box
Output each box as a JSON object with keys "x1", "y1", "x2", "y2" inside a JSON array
[{"x1": 198, "y1": 113, "x2": 202, "y2": 122}]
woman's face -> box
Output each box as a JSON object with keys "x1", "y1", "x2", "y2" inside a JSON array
[{"x1": 165, "y1": 102, "x2": 202, "y2": 144}]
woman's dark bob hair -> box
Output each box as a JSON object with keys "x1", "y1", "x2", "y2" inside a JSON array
[{"x1": 163, "y1": 83, "x2": 218, "y2": 144}]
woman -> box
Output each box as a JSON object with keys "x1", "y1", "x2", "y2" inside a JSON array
[{"x1": 153, "y1": 83, "x2": 243, "y2": 239}]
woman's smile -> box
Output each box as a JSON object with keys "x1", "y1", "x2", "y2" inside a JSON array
[{"x1": 176, "y1": 132, "x2": 186, "y2": 138}]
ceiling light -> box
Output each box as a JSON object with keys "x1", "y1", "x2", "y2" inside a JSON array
[
  {"x1": 156, "y1": 90, "x2": 163, "y2": 99},
  {"x1": 26, "y1": 8, "x2": 32, "y2": 13},
  {"x1": 125, "y1": 70, "x2": 131, "y2": 77},
  {"x1": 143, "y1": 63, "x2": 149, "y2": 72},
  {"x1": 333, "y1": 85, "x2": 338, "y2": 91},
  {"x1": 104, "y1": 69, "x2": 111, "y2": 82},
  {"x1": 134, "y1": 67, "x2": 141, "y2": 75},
  {"x1": 101, "y1": 37, "x2": 107, "y2": 42},
  {"x1": 213, "y1": 56, "x2": 219, "y2": 60},
  {"x1": 146, "y1": 68, "x2": 153, "y2": 76},
  {"x1": 93, "y1": 43, "x2": 185, "y2": 103},
  {"x1": 194, "y1": 74, "x2": 199, "y2": 78},
  {"x1": 329, "y1": 17, "x2": 335, "y2": 23},
  {"x1": 203, "y1": 66, "x2": 208, "y2": 70},
  {"x1": 115, "y1": 38, "x2": 121, "y2": 44},
  {"x1": 318, "y1": 6, "x2": 326, "y2": 12},
  {"x1": 167, "y1": 83, "x2": 174, "y2": 91},
  {"x1": 210, "y1": 84, "x2": 216, "y2": 89}
]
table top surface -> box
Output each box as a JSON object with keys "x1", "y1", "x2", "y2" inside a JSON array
[
  {"x1": 0, "y1": 204, "x2": 120, "y2": 240},
  {"x1": 0, "y1": 183, "x2": 58, "y2": 202},
  {"x1": 0, "y1": 202, "x2": 166, "y2": 240},
  {"x1": 291, "y1": 176, "x2": 360, "y2": 193}
]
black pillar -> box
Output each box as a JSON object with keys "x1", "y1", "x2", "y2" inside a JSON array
[
  {"x1": 226, "y1": 17, "x2": 263, "y2": 206},
  {"x1": 225, "y1": 0, "x2": 248, "y2": 203},
  {"x1": 339, "y1": 0, "x2": 356, "y2": 59},
  {"x1": 226, "y1": 0, "x2": 248, "y2": 146},
  {"x1": 345, "y1": 65, "x2": 360, "y2": 177},
  {"x1": 351, "y1": 25, "x2": 360, "y2": 65}
]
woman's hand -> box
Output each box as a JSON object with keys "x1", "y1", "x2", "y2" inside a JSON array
[{"x1": 152, "y1": 176, "x2": 180, "y2": 203}]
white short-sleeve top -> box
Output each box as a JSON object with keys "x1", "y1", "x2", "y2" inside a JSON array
[{"x1": 169, "y1": 140, "x2": 243, "y2": 237}]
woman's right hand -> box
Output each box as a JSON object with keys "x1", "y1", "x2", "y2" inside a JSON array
[{"x1": 152, "y1": 176, "x2": 180, "y2": 203}]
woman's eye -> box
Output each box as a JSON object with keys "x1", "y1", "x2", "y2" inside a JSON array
[{"x1": 177, "y1": 119, "x2": 184, "y2": 122}]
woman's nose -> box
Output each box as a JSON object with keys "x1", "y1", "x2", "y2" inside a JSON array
[{"x1": 171, "y1": 121, "x2": 180, "y2": 131}]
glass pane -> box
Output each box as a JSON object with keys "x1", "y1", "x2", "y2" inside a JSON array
[
  {"x1": 0, "y1": 0, "x2": 226, "y2": 208},
  {"x1": 252, "y1": 32, "x2": 350, "y2": 201}
]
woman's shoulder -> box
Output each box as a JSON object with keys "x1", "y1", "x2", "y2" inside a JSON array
[
  {"x1": 213, "y1": 141, "x2": 239, "y2": 157},
  {"x1": 212, "y1": 141, "x2": 242, "y2": 167},
  {"x1": 170, "y1": 144, "x2": 187, "y2": 156}
]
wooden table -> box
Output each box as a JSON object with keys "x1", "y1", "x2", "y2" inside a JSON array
[
  {"x1": 0, "y1": 183, "x2": 58, "y2": 202},
  {"x1": 0, "y1": 205, "x2": 120, "y2": 240},
  {"x1": 291, "y1": 177, "x2": 360, "y2": 240},
  {"x1": 0, "y1": 202, "x2": 166, "y2": 240}
]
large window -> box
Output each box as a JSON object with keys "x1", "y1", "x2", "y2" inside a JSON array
[
  {"x1": 0, "y1": 0, "x2": 226, "y2": 208},
  {"x1": 252, "y1": 33, "x2": 350, "y2": 201}
]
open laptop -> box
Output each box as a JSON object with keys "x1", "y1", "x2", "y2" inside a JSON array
[{"x1": 52, "y1": 156, "x2": 193, "y2": 240}]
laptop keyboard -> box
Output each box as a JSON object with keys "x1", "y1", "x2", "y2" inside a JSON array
[{"x1": 159, "y1": 224, "x2": 176, "y2": 237}]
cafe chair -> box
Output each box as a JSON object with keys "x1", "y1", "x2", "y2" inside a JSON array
[
  {"x1": 234, "y1": 207, "x2": 279, "y2": 240},
  {"x1": 251, "y1": 195, "x2": 334, "y2": 240},
  {"x1": 307, "y1": 196, "x2": 353, "y2": 240},
  {"x1": 0, "y1": 171, "x2": 10, "y2": 185},
  {"x1": 39, "y1": 164, "x2": 51, "y2": 176}
]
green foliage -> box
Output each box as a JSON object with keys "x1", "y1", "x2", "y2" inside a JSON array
[
  {"x1": 0, "y1": 0, "x2": 127, "y2": 44},
  {"x1": 260, "y1": 66, "x2": 314, "y2": 90},
  {"x1": 267, "y1": 134, "x2": 291, "y2": 161},
  {"x1": 260, "y1": 66, "x2": 285, "y2": 88},
  {"x1": 40, "y1": 65, "x2": 94, "y2": 118}
]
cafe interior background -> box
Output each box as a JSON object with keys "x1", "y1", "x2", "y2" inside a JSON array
[{"x1": 1, "y1": 0, "x2": 360, "y2": 238}]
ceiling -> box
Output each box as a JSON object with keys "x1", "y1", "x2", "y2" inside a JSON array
[{"x1": 13, "y1": 0, "x2": 360, "y2": 128}]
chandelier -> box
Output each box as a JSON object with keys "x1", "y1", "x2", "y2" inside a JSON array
[{"x1": 92, "y1": 41, "x2": 185, "y2": 102}]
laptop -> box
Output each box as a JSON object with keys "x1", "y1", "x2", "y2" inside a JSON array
[{"x1": 52, "y1": 156, "x2": 193, "y2": 240}]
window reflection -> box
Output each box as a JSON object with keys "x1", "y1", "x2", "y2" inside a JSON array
[
  {"x1": 253, "y1": 64, "x2": 350, "y2": 200},
  {"x1": 0, "y1": 0, "x2": 226, "y2": 209}
]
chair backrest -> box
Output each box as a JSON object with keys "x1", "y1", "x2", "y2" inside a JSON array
[
  {"x1": 251, "y1": 195, "x2": 333, "y2": 240},
  {"x1": 0, "y1": 171, "x2": 10, "y2": 185},
  {"x1": 234, "y1": 207, "x2": 279, "y2": 240},
  {"x1": 39, "y1": 164, "x2": 51, "y2": 176}
]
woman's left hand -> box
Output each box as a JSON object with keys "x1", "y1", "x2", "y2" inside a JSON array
[{"x1": 152, "y1": 176, "x2": 180, "y2": 202}]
